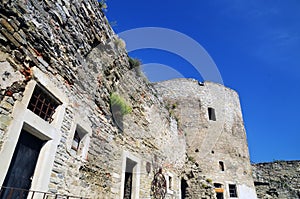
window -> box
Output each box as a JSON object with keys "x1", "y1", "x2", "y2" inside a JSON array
[
  {"x1": 219, "y1": 161, "x2": 225, "y2": 171},
  {"x1": 124, "y1": 158, "x2": 137, "y2": 199},
  {"x1": 169, "y1": 176, "x2": 172, "y2": 189},
  {"x1": 27, "y1": 84, "x2": 61, "y2": 123},
  {"x1": 229, "y1": 184, "x2": 238, "y2": 198},
  {"x1": 214, "y1": 183, "x2": 224, "y2": 199},
  {"x1": 208, "y1": 107, "x2": 216, "y2": 121},
  {"x1": 70, "y1": 125, "x2": 88, "y2": 157},
  {"x1": 166, "y1": 173, "x2": 174, "y2": 194},
  {"x1": 71, "y1": 130, "x2": 81, "y2": 153}
]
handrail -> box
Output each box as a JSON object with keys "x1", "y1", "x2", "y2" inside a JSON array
[{"x1": 0, "y1": 186, "x2": 89, "y2": 199}]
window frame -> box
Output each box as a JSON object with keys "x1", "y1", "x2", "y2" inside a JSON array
[
  {"x1": 27, "y1": 83, "x2": 62, "y2": 123},
  {"x1": 229, "y1": 184, "x2": 238, "y2": 198},
  {"x1": 70, "y1": 125, "x2": 89, "y2": 158}
]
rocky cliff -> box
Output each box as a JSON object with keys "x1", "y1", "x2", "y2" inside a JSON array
[{"x1": 252, "y1": 161, "x2": 300, "y2": 199}]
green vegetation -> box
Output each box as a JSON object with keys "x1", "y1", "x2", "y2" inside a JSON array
[
  {"x1": 128, "y1": 57, "x2": 141, "y2": 69},
  {"x1": 110, "y1": 93, "x2": 132, "y2": 116},
  {"x1": 99, "y1": 0, "x2": 107, "y2": 10},
  {"x1": 128, "y1": 57, "x2": 144, "y2": 78},
  {"x1": 201, "y1": 183, "x2": 208, "y2": 188},
  {"x1": 206, "y1": 178, "x2": 213, "y2": 183},
  {"x1": 187, "y1": 155, "x2": 195, "y2": 163}
]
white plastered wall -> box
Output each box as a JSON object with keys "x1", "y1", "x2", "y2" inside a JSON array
[
  {"x1": 224, "y1": 181, "x2": 257, "y2": 199},
  {"x1": 0, "y1": 67, "x2": 68, "y2": 194}
]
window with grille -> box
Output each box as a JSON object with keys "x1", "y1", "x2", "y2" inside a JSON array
[
  {"x1": 229, "y1": 184, "x2": 238, "y2": 198},
  {"x1": 27, "y1": 84, "x2": 61, "y2": 123}
]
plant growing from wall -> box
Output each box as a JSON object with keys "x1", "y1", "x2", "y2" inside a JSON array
[
  {"x1": 110, "y1": 92, "x2": 132, "y2": 131},
  {"x1": 128, "y1": 57, "x2": 141, "y2": 69},
  {"x1": 110, "y1": 92, "x2": 132, "y2": 116},
  {"x1": 99, "y1": 0, "x2": 107, "y2": 10},
  {"x1": 128, "y1": 57, "x2": 143, "y2": 77}
]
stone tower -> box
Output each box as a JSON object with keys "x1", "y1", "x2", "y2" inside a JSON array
[{"x1": 155, "y1": 79, "x2": 257, "y2": 199}]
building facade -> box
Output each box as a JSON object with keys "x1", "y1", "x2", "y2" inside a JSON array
[
  {"x1": 155, "y1": 79, "x2": 257, "y2": 199},
  {"x1": 0, "y1": 0, "x2": 257, "y2": 198}
]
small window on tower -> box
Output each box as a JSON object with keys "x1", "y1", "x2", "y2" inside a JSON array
[
  {"x1": 27, "y1": 84, "x2": 61, "y2": 123},
  {"x1": 219, "y1": 161, "x2": 225, "y2": 171},
  {"x1": 229, "y1": 184, "x2": 238, "y2": 198},
  {"x1": 208, "y1": 107, "x2": 216, "y2": 121},
  {"x1": 169, "y1": 176, "x2": 172, "y2": 189}
]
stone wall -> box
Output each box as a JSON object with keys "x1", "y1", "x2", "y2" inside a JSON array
[
  {"x1": 0, "y1": 0, "x2": 257, "y2": 199},
  {"x1": 155, "y1": 79, "x2": 257, "y2": 199},
  {"x1": 252, "y1": 161, "x2": 300, "y2": 199},
  {"x1": 0, "y1": 0, "x2": 185, "y2": 198}
]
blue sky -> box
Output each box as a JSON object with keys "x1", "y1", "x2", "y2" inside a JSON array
[{"x1": 105, "y1": 0, "x2": 300, "y2": 163}]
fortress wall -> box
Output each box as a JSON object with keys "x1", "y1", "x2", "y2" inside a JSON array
[
  {"x1": 0, "y1": 0, "x2": 185, "y2": 198},
  {"x1": 155, "y1": 79, "x2": 257, "y2": 199}
]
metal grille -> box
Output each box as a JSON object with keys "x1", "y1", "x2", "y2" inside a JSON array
[{"x1": 27, "y1": 84, "x2": 61, "y2": 123}]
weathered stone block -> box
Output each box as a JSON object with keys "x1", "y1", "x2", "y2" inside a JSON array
[{"x1": 0, "y1": 114, "x2": 12, "y2": 130}]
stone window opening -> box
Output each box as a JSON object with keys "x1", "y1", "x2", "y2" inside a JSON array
[
  {"x1": 123, "y1": 158, "x2": 137, "y2": 199},
  {"x1": 27, "y1": 83, "x2": 61, "y2": 123},
  {"x1": 229, "y1": 184, "x2": 238, "y2": 198},
  {"x1": 208, "y1": 107, "x2": 216, "y2": 121},
  {"x1": 181, "y1": 178, "x2": 188, "y2": 199},
  {"x1": 166, "y1": 172, "x2": 174, "y2": 194},
  {"x1": 71, "y1": 130, "x2": 81, "y2": 153},
  {"x1": 70, "y1": 125, "x2": 89, "y2": 158},
  {"x1": 219, "y1": 161, "x2": 225, "y2": 171},
  {"x1": 120, "y1": 152, "x2": 140, "y2": 199},
  {"x1": 168, "y1": 176, "x2": 172, "y2": 189}
]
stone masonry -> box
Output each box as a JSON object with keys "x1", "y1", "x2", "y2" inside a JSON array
[
  {"x1": 0, "y1": 0, "x2": 258, "y2": 198},
  {"x1": 252, "y1": 161, "x2": 300, "y2": 199},
  {"x1": 154, "y1": 79, "x2": 257, "y2": 199}
]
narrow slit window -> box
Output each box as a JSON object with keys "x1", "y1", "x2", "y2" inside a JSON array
[
  {"x1": 208, "y1": 107, "x2": 216, "y2": 121},
  {"x1": 219, "y1": 161, "x2": 225, "y2": 171},
  {"x1": 123, "y1": 158, "x2": 137, "y2": 199},
  {"x1": 229, "y1": 184, "x2": 238, "y2": 198},
  {"x1": 27, "y1": 84, "x2": 61, "y2": 123},
  {"x1": 169, "y1": 176, "x2": 172, "y2": 189}
]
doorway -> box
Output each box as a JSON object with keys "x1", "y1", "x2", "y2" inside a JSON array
[
  {"x1": 216, "y1": 192, "x2": 224, "y2": 199},
  {"x1": 123, "y1": 158, "x2": 137, "y2": 199},
  {"x1": 181, "y1": 178, "x2": 188, "y2": 199},
  {"x1": 0, "y1": 129, "x2": 44, "y2": 199}
]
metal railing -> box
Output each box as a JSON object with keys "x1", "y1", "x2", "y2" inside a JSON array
[{"x1": 0, "y1": 186, "x2": 89, "y2": 199}]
